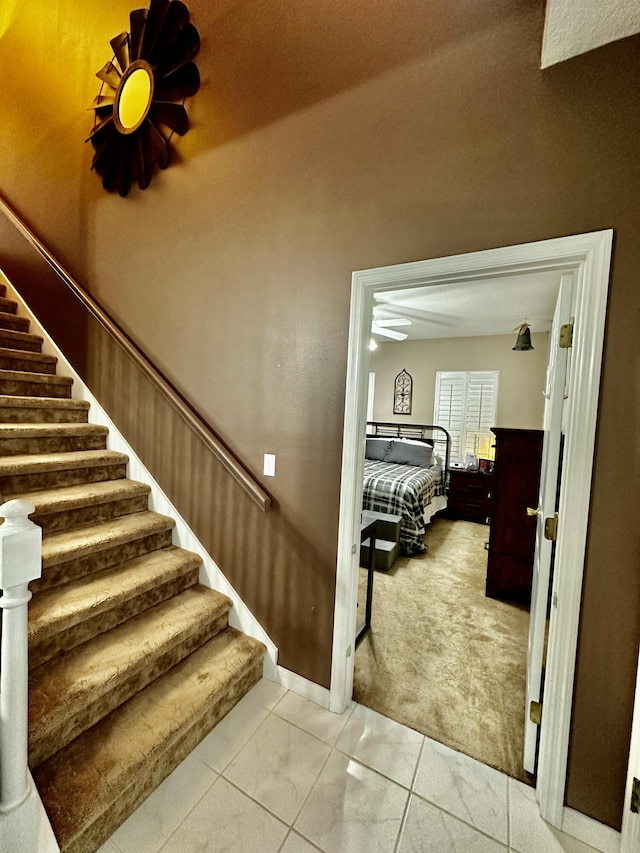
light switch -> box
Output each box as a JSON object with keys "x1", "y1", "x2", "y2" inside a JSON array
[{"x1": 263, "y1": 453, "x2": 276, "y2": 477}]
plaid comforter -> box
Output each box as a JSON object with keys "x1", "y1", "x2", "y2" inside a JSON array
[{"x1": 362, "y1": 460, "x2": 444, "y2": 556}]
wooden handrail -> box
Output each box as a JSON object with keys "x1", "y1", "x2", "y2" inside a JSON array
[{"x1": 0, "y1": 195, "x2": 271, "y2": 512}]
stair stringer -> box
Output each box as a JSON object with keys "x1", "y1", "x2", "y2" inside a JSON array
[{"x1": 0, "y1": 271, "x2": 278, "y2": 681}]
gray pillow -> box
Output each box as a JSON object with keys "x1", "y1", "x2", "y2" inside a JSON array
[
  {"x1": 365, "y1": 438, "x2": 392, "y2": 460},
  {"x1": 385, "y1": 441, "x2": 434, "y2": 467}
]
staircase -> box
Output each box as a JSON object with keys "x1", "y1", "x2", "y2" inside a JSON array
[{"x1": 0, "y1": 284, "x2": 266, "y2": 852}]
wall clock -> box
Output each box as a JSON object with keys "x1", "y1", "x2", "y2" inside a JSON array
[
  {"x1": 87, "y1": 0, "x2": 200, "y2": 197},
  {"x1": 393, "y1": 369, "x2": 413, "y2": 415}
]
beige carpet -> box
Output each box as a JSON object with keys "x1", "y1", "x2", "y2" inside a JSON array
[{"x1": 354, "y1": 516, "x2": 531, "y2": 782}]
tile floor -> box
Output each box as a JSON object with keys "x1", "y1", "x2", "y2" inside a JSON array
[{"x1": 97, "y1": 679, "x2": 602, "y2": 853}]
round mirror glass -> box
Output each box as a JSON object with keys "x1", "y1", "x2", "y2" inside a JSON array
[{"x1": 115, "y1": 64, "x2": 153, "y2": 134}]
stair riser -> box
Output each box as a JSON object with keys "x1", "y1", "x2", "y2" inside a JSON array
[
  {"x1": 32, "y1": 494, "x2": 150, "y2": 535},
  {"x1": 30, "y1": 567, "x2": 200, "y2": 669},
  {"x1": 29, "y1": 610, "x2": 229, "y2": 767},
  {"x1": 68, "y1": 659, "x2": 263, "y2": 853},
  {"x1": 0, "y1": 355, "x2": 56, "y2": 374},
  {"x1": 0, "y1": 331, "x2": 43, "y2": 353},
  {"x1": 0, "y1": 435, "x2": 107, "y2": 456},
  {"x1": 0, "y1": 462, "x2": 127, "y2": 494},
  {"x1": 31, "y1": 530, "x2": 173, "y2": 593},
  {"x1": 0, "y1": 378, "x2": 71, "y2": 398},
  {"x1": 0, "y1": 312, "x2": 29, "y2": 332}
]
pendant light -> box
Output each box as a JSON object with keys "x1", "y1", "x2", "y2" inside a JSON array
[{"x1": 513, "y1": 322, "x2": 534, "y2": 351}]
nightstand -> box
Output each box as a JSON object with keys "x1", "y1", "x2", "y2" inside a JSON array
[{"x1": 447, "y1": 468, "x2": 493, "y2": 524}]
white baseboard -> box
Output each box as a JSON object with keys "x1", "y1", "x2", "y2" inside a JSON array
[
  {"x1": 2, "y1": 273, "x2": 278, "y2": 680},
  {"x1": 271, "y1": 666, "x2": 332, "y2": 710},
  {"x1": 562, "y1": 806, "x2": 620, "y2": 853}
]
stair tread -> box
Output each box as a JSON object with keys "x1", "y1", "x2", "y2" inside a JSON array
[
  {"x1": 0, "y1": 448, "x2": 128, "y2": 475},
  {"x1": 0, "y1": 346, "x2": 56, "y2": 363},
  {"x1": 0, "y1": 297, "x2": 18, "y2": 314},
  {"x1": 0, "y1": 328, "x2": 43, "y2": 345},
  {"x1": 0, "y1": 368, "x2": 72, "y2": 384},
  {"x1": 32, "y1": 630, "x2": 266, "y2": 851},
  {"x1": 28, "y1": 586, "x2": 233, "y2": 759},
  {"x1": 12, "y1": 478, "x2": 151, "y2": 514},
  {"x1": 29, "y1": 546, "x2": 202, "y2": 645},
  {"x1": 0, "y1": 423, "x2": 108, "y2": 438},
  {"x1": 41, "y1": 510, "x2": 175, "y2": 566},
  {"x1": 0, "y1": 310, "x2": 29, "y2": 328},
  {"x1": 0, "y1": 395, "x2": 88, "y2": 410}
]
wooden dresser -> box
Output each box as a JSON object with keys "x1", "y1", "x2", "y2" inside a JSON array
[
  {"x1": 447, "y1": 468, "x2": 493, "y2": 524},
  {"x1": 486, "y1": 427, "x2": 543, "y2": 605}
]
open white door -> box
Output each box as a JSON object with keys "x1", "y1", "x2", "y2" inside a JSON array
[
  {"x1": 523, "y1": 273, "x2": 573, "y2": 775},
  {"x1": 621, "y1": 647, "x2": 640, "y2": 852}
]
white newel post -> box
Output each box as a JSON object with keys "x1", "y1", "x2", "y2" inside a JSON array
[{"x1": 0, "y1": 499, "x2": 41, "y2": 814}]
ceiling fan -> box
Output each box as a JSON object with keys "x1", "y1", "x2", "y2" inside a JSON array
[{"x1": 371, "y1": 316, "x2": 412, "y2": 341}]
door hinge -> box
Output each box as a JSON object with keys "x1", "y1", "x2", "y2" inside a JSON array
[
  {"x1": 559, "y1": 323, "x2": 573, "y2": 348},
  {"x1": 544, "y1": 513, "x2": 558, "y2": 541},
  {"x1": 530, "y1": 700, "x2": 542, "y2": 726},
  {"x1": 631, "y1": 777, "x2": 640, "y2": 813}
]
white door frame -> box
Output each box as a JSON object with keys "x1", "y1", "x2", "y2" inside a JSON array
[{"x1": 331, "y1": 230, "x2": 613, "y2": 830}]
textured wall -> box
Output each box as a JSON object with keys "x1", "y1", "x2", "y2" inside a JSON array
[{"x1": 0, "y1": 0, "x2": 639, "y2": 829}]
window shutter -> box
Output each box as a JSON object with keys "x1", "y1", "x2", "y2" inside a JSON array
[
  {"x1": 434, "y1": 372, "x2": 465, "y2": 462},
  {"x1": 434, "y1": 370, "x2": 499, "y2": 464}
]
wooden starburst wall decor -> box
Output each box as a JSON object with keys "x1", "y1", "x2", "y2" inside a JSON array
[{"x1": 87, "y1": 0, "x2": 200, "y2": 197}]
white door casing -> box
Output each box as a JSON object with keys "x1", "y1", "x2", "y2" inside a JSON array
[
  {"x1": 523, "y1": 272, "x2": 573, "y2": 776},
  {"x1": 331, "y1": 230, "x2": 613, "y2": 835}
]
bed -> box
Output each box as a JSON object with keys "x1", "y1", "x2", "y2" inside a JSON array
[{"x1": 363, "y1": 422, "x2": 451, "y2": 556}]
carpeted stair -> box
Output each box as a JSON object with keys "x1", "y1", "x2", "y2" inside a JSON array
[{"x1": 0, "y1": 283, "x2": 266, "y2": 853}]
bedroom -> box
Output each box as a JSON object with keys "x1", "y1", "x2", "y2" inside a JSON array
[{"x1": 354, "y1": 273, "x2": 559, "y2": 783}]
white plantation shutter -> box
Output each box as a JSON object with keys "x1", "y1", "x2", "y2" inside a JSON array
[{"x1": 434, "y1": 371, "x2": 499, "y2": 464}]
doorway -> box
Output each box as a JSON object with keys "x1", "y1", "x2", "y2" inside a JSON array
[{"x1": 331, "y1": 231, "x2": 613, "y2": 831}]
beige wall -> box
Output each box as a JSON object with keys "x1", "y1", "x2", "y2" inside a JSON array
[
  {"x1": 370, "y1": 334, "x2": 549, "y2": 430},
  {"x1": 0, "y1": 0, "x2": 639, "y2": 828}
]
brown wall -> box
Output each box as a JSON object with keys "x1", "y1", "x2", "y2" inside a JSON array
[{"x1": 0, "y1": 0, "x2": 639, "y2": 829}]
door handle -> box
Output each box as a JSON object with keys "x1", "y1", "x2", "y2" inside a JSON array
[{"x1": 526, "y1": 507, "x2": 541, "y2": 517}]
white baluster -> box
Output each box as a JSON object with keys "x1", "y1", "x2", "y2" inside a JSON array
[{"x1": 0, "y1": 499, "x2": 42, "y2": 814}]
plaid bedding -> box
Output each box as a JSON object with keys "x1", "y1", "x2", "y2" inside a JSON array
[{"x1": 362, "y1": 460, "x2": 444, "y2": 556}]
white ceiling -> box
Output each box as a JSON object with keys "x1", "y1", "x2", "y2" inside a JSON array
[
  {"x1": 372, "y1": 269, "x2": 562, "y2": 341},
  {"x1": 542, "y1": 0, "x2": 640, "y2": 67}
]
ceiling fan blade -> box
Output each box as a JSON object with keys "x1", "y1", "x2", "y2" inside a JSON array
[
  {"x1": 372, "y1": 317, "x2": 412, "y2": 328},
  {"x1": 372, "y1": 326, "x2": 408, "y2": 341}
]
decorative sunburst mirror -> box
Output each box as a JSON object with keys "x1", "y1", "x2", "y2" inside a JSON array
[{"x1": 87, "y1": 0, "x2": 200, "y2": 197}]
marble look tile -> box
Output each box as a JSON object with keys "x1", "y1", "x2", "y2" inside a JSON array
[
  {"x1": 224, "y1": 714, "x2": 331, "y2": 823},
  {"x1": 294, "y1": 750, "x2": 409, "y2": 852},
  {"x1": 335, "y1": 703, "x2": 424, "y2": 788},
  {"x1": 161, "y1": 777, "x2": 288, "y2": 853},
  {"x1": 273, "y1": 691, "x2": 354, "y2": 745},
  {"x1": 110, "y1": 753, "x2": 217, "y2": 853},
  {"x1": 193, "y1": 692, "x2": 269, "y2": 772},
  {"x1": 413, "y1": 737, "x2": 508, "y2": 844},
  {"x1": 243, "y1": 678, "x2": 287, "y2": 710},
  {"x1": 397, "y1": 794, "x2": 507, "y2": 853},
  {"x1": 280, "y1": 830, "x2": 323, "y2": 852},
  {"x1": 95, "y1": 841, "x2": 120, "y2": 853},
  {"x1": 509, "y1": 779, "x2": 601, "y2": 853}
]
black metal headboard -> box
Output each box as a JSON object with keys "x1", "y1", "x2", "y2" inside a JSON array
[{"x1": 366, "y1": 421, "x2": 451, "y2": 489}]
